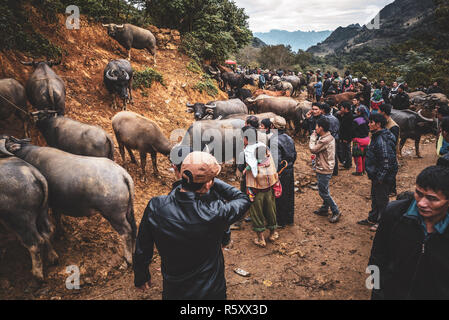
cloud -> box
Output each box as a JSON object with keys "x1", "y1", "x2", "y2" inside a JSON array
[{"x1": 234, "y1": 0, "x2": 394, "y2": 32}]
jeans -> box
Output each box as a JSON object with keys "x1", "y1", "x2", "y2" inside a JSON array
[
  {"x1": 368, "y1": 180, "x2": 391, "y2": 223},
  {"x1": 317, "y1": 173, "x2": 339, "y2": 214}
]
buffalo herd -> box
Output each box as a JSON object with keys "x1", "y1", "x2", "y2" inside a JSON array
[{"x1": 0, "y1": 21, "x2": 446, "y2": 281}]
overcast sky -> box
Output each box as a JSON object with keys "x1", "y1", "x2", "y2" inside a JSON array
[{"x1": 233, "y1": 0, "x2": 394, "y2": 32}]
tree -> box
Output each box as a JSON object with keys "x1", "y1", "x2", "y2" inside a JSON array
[{"x1": 257, "y1": 45, "x2": 295, "y2": 70}]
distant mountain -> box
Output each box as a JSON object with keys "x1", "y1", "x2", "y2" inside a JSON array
[
  {"x1": 252, "y1": 37, "x2": 267, "y2": 48},
  {"x1": 307, "y1": 0, "x2": 436, "y2": 56},
  {"x1": 254, "y1": 29, "x2": 332, "y2": 52}
]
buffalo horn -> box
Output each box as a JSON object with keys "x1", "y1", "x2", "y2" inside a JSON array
[
  {"x1": 417, "y1": 109, "x2": 434, "y2": 122},
  {"x1": 0, "y1": 139, "x2": 13, "y2": 156},
  {"x1": 20, "y1": 61, "x2": 33, "y2": 66},
  {"x1": 106, "y1": 69, "x2": 118, "y2": 81},
  {"x1": 186, "y1": 103, "x2": 194, "y2": 107},
  {"x1": 116, "y1": 24, "x2": 124, "y2": 28},
  {"x1": 205, "y1": 103, "x2": 216, "y2": 109}
]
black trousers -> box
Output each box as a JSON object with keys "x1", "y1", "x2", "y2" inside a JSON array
[
  {"x1": 337, "y1": 140, "x2": 352, "y2": 168},
  {"x1": 368, "y1": 180, "x2": 391, "y2": 223},
  {"x1": 275, "y1": 167, "x2": 295, "y2": 226}
]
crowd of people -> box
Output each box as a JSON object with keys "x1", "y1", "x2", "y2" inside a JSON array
[{"x1": 131, "y1": 71, "x2": 449, "y2": 300}]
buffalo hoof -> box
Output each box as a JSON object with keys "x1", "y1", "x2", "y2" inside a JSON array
[{"x1": 416, "y1": 155, "x2": 423, "y2": 159}]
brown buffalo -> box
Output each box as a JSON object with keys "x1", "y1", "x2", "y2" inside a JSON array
[
  {"x1": 112, "y1": 111, "x2": 173, "y2": 180},
  {"x1": 325, "y1": 91, "x2": 361, "y2": 106}
]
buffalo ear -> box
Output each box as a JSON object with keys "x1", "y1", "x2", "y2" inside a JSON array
[{"x1": 186, "y1": 108, "x2": 194, "y2": 113}]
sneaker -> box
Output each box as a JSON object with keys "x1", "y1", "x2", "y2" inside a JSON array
[
  {"x1": 244, "y1": 217, "x2": 252, "y2": 222},
  {"x1": 370, "y1": 224, "x2": 379, "y2": 232},
  {"x1": 314, "y1": 209, "x2": 329, "y2": 216},
  {"x1": 357, "y1": 219, "x2": 375, "y2": 226},
  {"x1": 329, "y1": 212, "x2": 341, "y2": 223}
]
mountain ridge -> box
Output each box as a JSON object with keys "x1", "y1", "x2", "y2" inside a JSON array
[
  {"x1": 254, "y1": 29, "x2": 332, "y2": 51},
  {"x1": 307, "y1": 0, "x2": 436, "y2": 56}
]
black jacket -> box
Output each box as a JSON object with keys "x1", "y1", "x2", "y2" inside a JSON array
[
  {"x1": 337, "y1": 112, "x2": 354, "y2": 142},
  {"x1": 269, "y1": 130, "x2": 297, "y2": 170},
  {"x1": 361, "y1": 83, "x2": 372, "y2": 105},
  {"x1": 392, "y1": 92, "x2": 410, "y2": 110},
  {"x1": 133, "y1": 179, "x2": 251, "y2": 300},
  {"x1": 323, "y1": 78, "x2": 332, "y2": 96},
  {"x1": 369, "y1": 198, "x2": 449, "y2": 299},
  {"x1": 365, "y1": 129, "x2": 398, "y2": 183},
  {"x1": 304, "y1": 114, "x2": 324, "y2": 135},
  {"x1": 352, "y1": 116, "x2": 369, "y2": 139},
  {"x1": 380, "y1": 86, "x2": 390, "y2": 104}
]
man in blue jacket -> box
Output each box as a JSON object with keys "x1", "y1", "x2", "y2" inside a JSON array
[
  {"x1": 358, "y1": 114, "x2": 398, "y2": 231},
  {"x1": 133, "y1": 152, "x2": 251, "y2": 299}
]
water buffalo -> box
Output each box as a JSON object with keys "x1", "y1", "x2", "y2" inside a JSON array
[
  {"x1": 104, "y1": 59, "x2": 133, "y2": 110},
  {"x1": 281, "y1": 75, "x2": 306, "y2": 97},
  {"x1": 0, "y1": 78, "x2": 29, "y2": 137},
  {"x1": 102, "y1": 23, "x2": 157, "y2": 64},
  {"x1": 223, "y1": 112, "x2": 279, "y2": 122},
  {"x1": 112, "y1": 111, "x2": 172, "y2": 179},
  {"x1": 390, "y1": 109, "x2": 437, "y2": 158},
  {"x1": 245, "y1": 96, "x2": 300, "y2": 131},
  {"x1": 274, "y1": 81, "x2": 294, "y2": 96},
  {"x1": 180, "y1": 118, "x2": 246, "y2": 163},
  {"x1": 32, "y1": 110, "x2": 115, "y2": 160},
  {"x1": 230, "y1": 88, "x2": 252, "y2": 102},
  {"x1": 0, "y1": 140, "x2": 57, "y2": 280},
  {"x1": 4, "y1": 137, "x2": 136, "y2": 265},
  {"x1": 221, "y1": 72, "x2": 254, "y2": 93},
  {"x1": 325, "y1": 92, "x2": 360, "y2": 106},
  {"x1": 186, "y1": 99, "x2": 248, "y2": 121},
  {"x1": 21, "y1": 60, "x2": 65, "y2": 116},
  {"x1": 253, "y1": 89, "x2": 290, "y2": 97}
]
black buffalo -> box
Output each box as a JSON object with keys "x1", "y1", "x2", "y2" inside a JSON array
[
  {"x1": 103, "y1": 23, "x2": 157, "y2": 64},
  {"x1": 21, "y1": 60, "x2": 65, "y2": 116},
  {"x1": 186, "y1": 99, "x2": 248, "y2": 121},
  {"x1": 4, "y1": 137, "x2": 137, "y2": 266},
  {"x1": 32, "y1": 110, "x2": 115, "y2": 160},
  {"x1": 0, "y1": 139, "x2": 57, "y2": 280},
  {"x1": 0, "y1": 78, "x2": 29, "y2": 137},
  {"x1": 221, "y1": 72, "x2": 254, "y2": 93},
  {"x1": 390, "y1": 109, "x2": 437, "y2": 158},
  {"x1": 104, "y1": 59, "x2": 133, "y2": 110}
]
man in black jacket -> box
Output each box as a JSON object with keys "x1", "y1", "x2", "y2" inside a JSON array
[
  {"x1": 358, "y1": 114, "x2": 398, "y2": 231},
  {"x1": 369, "y1": 165, "x2": 449, "y2": 299},
  {"x1": 391, "y1": 84, "x2": 410, "y2": 110},
  {"x1": 269, "y1": 116, "x2": 297, "y2": 227},
  {"x1": 133, "y1": 151, "x2": 251, "y2": 300},
  {"x1": 379, "y1": 79, "x2": 390, "y2": 104},
  {"x1": 336, "y1": 101, "x2": 354, "y2": 169},
  {"x1": 360, "y1": 77, "x2": 372, "y2": 106}
]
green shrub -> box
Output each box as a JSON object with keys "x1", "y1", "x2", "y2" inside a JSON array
[
  {"x1": 133, "y1": 68, "x2": 165, "y2": 89},
  {"x1": 193, "y1": 76, "x2": 218, "y2": 97},
  {"x1": 187, "y1": 60, "x2": 202, "y2": 74}
]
